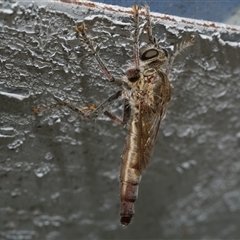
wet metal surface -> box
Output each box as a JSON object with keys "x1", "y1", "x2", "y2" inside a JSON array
[{"x1": 1, "y1": 1, "x2": 240, "y2": 239}]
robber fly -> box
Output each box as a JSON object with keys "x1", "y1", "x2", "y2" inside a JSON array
[{"x1": 36, "y1": 5, "x2": 194, "y2": 225}]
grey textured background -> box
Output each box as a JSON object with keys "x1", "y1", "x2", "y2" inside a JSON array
[{"x1": 1, "y1": 1, "x2": 240, "y2": 239}]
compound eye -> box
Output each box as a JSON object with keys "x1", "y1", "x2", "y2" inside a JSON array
[{"x1": 140, "y1": 48, "x2": 159, "y2": 61}]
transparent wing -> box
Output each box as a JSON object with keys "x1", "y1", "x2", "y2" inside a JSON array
[{"x1": 137, "y1": 102, "x2": 167, "y2": 172}]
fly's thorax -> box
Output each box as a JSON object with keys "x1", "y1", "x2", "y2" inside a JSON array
[
  {"x1": 122, "y1": 43, "x2": 171, "y2": 113},
  {"x1": 124, "y1": 43, "x2": 169, "y2": 84},
  {"x1": 123, "y1": 66, "x2": 169, "y2": 109}
]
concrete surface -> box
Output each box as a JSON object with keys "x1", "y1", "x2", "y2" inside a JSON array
[{"x1": 1, "y1": 0, "x2": 240, "y2": 239}]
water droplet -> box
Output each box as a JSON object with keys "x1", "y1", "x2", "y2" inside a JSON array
[
  {"x1": 0, "y1": 86, "x2": 30, "y2": 100},
  {"x1": 236, "y1": 132, "x2": 240, "y2": 139},
  {"x1": 7, "y1": 139, "x2": 24, "y2": 150},
  {"x1": 213, "y1": 89, "x2": 227, "y2": 98},
  {"x1": 176, "y1": 160, "x2": 197, "y2": 173},
  {"x1": 33, "y1": 215, "x2": 65, "y2": 227},
  {"x1": 67, "y1": 115, "x2": 77, "y2": 123},
  {"x1": 215, "y1": 102, "x2": 228, "y2": 112},
  {"x1": 34, "y1": 164, "x2": 50, "y2": 177},
  {"x1": 177, "y1": 125, "x2": 193, "y2": 138},
  {"x1": 46, "y1": 231, "x2": 61, "y2": 240},
  {"x1": 0, "y1": 127, "x2": 17, "y2": 138},
  {"x1": 223, "y1": 190, "x2": 240, "y2": 212},
  {"x1": 102, "y1": 170, "x2": 118, "y2": 180},
  {"x1": 51, "y1": 192, "x2": 60, "y2": 199},
  {"x1": 15, "y1": 162, "x2": 22, "y2": 168},
  {"x1": 181, "y1": 160, "x2": 197, "y2": 169},
  {"x1": 45, "y1": 152, "x2": 53, "y2": 161},
  {"x1": 63, "y1": 65, "x2": 69, "y2": 73},
  {"x1": 162, "y1": 125, "x2": 175, "y2": 137},
  {"x1": 197, "y1": 134, "x2": 207, "y2": 144},
  {"x1": 0, "y1": 230, "x2": 37, "y2": 240},
  {"x1": 11, "y1": 188, "x2": 21, "y2": 197}
]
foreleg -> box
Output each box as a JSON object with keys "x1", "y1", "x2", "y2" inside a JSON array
[{"x1": 76, "y1": 23, "x2": 116, "y2": 83}]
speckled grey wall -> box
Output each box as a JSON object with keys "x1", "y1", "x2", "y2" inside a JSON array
[{"x1": 1, "y1": 1, "x2": 240, "y2": 239}]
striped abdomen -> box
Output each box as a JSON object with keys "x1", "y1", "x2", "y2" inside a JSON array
[
  {"x1": 120, "y1": 117, "x2": 142, "y2": 225},
  {"x1": 119, "y1": 107, "x2": 158, "y2": 225}
]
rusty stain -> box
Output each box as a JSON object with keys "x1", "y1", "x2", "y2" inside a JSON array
[{"x1": 58, "y1": 1, "x2": 239, "y2": 35}]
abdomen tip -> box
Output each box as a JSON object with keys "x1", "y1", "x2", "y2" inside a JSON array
[{"x1": 120, "y1": 216, "x2": 132, "y2": 226}]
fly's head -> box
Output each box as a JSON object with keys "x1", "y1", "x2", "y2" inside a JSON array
[
  {"x1": 125, "y1": 44, "x2": 169, "y2": 87},
  {"x1": 140, "y1": 44, "x2": 169, "y2": 84},
  {"x1": 139, "y1": 44, "x2": 168, "y2": 67}
]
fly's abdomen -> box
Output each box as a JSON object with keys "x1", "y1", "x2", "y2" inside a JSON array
[
  {"x1": 120, "y1": 118, "x2": 143, "y2": 226},
  {"x1": 120, "y1": 166, "x2": 141, "y2": 226}
]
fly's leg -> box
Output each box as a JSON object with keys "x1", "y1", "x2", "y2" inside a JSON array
[
  {"x1": 144, "y1": 5, "x2": 158, "y2": 46},
  {"x1": 126, "y1": 5, "x2": 141, "y2": 81},
  {"x1": 52, "y1": 91, "x2": 127, "y2": 125},
  {"x1": 103, "y1": 111, "x2": 123, "y2": 125},
  {"x1": 52, "y1": 97, "x2": 89, "y2": 118},
  {"x1": 102, "y1": 99, "x2": 131, "y2": 125},
  {"x1": 76, "y1": 23, "x2": 116, "y2": 83},
  {"x1": 33, "y1": 98, "x2": 93, "y2": 118},
  {"x1": 132, "y1": 5, "x2": 140, "y2": 69},
  {"x1": 144, "y1": 5, "x2": 195, "y2": 71},
  {"x1": 168, "y1": 37, "x2": 195, "y2": 70},
  {"x1": 32, "y1": 102, "x2": 69, "y2": 114},
  {"x1": 88, "y1": 90, "x2": 122, "y2": 119}
]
